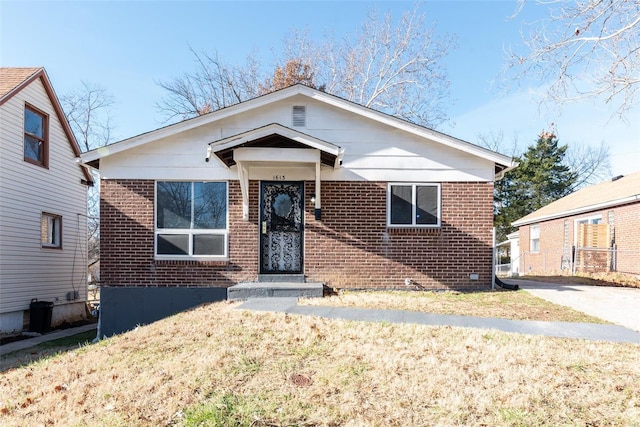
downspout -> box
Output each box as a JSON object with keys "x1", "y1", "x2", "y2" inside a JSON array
[
  {"x1": 492, "y1": 228, "x2": 496, "y2": 290},
  {"x1": 314, "y1": 160, "x2": 321, "y2": 220}
]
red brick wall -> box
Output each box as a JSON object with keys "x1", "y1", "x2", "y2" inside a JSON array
[
  {"x1": 518, "y1": 201, "x2": 640, "y2": 275},
  {"x1": 519, "y1": 217, "x2": 568, "y2": 275},
  {"x1": 101, "y1": 180, "x2": 259, "y2": 287},
  {"x1": 304, "y1": 181, "x2": 494, "y2": 289},
  {"x1": 101, "y1": 179, "x2": 494, "y2": 290},
  {"x1": 613, "y1": 202, "x2": 640, "y2": 274}
]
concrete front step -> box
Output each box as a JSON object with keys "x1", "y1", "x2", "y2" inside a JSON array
[
  {"x1": 228, "y1": 282, "x2": 324, "y2": 301},
  {"x1": 257, "y1": 274, "x2": 305, "y2": 283}
]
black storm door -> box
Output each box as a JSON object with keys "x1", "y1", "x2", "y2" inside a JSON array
[{"x1": 260, "y1": 182, "x2": 304, "y2": 274}]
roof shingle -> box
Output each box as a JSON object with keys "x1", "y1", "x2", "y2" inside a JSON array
[
  {"x1": 0, "y1": 67, "x2": 42, "y2": 100},
  {"x1": 513, "y1": 171, "x2": 640, "y2": 226}
]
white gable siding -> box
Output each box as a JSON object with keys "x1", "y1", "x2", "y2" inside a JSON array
[
  {"x1": 98, "y1": 95, "x2": 496, "y2": 182},
  {"x1": 0, "y1": 78, "x2": 88, "y2": 315}
]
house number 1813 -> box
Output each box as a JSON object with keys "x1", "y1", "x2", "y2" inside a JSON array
[{"x1": 273, "y1": 175, "x2": 286, "y2": 180}]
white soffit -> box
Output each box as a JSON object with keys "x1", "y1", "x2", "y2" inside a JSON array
[{"x1": 209, "y1": 123, "x2": 342, "y2": 156}]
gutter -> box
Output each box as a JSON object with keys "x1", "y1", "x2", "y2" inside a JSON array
[{"x1": 512, "y1": 194, "x2": 640, "y2": 227}]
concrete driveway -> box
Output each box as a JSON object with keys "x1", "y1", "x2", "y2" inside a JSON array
[{"x1": 506, "y1": 279, "x2": 640, "y2": 332}]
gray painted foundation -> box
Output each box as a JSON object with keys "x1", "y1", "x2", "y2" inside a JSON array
[{"x1": 100, "y1": 287, "x2": 227, "y2": 337}]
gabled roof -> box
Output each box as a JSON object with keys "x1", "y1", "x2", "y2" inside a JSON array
[
  {"x1": 0, "y1": 67, "x2": 93, "y2": 185},
  {"x1": 81, "y1": 84, "x2": 515, "y2": 175},
  {"x1": 0, "y1": 67, "x2": 41, "y2": 100},
  {"x1": 512, "y1": 171, "x2": 640, "y2": 226},
  {"x1": 209, "y1": 123, "x2": 344, "y2": 168}
]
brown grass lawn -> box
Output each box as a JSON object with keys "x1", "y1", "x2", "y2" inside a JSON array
[
  {"x1": 301, "y1": 289, "x2": 607, "y2": 324},
  {"x1": 1, "y1": 299, "x2": 638, "y2": 426}
]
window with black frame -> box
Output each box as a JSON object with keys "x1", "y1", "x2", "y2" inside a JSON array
[{"x1": 387, "y1": 183, "x2": 440, "y2": 227}]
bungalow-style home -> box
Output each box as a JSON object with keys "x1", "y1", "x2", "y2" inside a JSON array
[
  {"x1": 81, "y1": 84, "x2": 514, "y2": 333},
  {"x1": 512, "y1": 171, "x2": 640, "y2": 276},
  {"x1": 0, "y1": 67, "x2": 93, "y2": 336}
]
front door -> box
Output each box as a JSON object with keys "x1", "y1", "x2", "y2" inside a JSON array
[{"x1": 260, "y1": 182, "x2": 304, "y2": 274}]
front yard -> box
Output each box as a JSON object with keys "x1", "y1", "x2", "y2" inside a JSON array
[
  {"x1": 1, "y1": 290, "x2": 638, "y2": 426},
  {"x1": 300, "y1": 289, "x2": 607, "y2": 323}
]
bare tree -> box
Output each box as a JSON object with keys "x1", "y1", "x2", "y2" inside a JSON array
[
  {"x1": 156, "y1": 47, "x2": 261, "y2": 121},
  {"x1": 506, "y1": 0, "x2": 640, "y2": 119},
  {"x1": 476, "y1": 130, "x2": 522, "y2": 157},
  {"x1": 565, "y1": 140, "x2": 611, "y2": 190},
  {"x1": 61, "y1": 81, "x2": 113, "y2": 151},
  {"x1": 60, "y1": 82, "x2": 115, "y2": 280},
  {"x1": 157, "y1": 4, "x2": 456, "y2": 128},
  {"x1": 285, "y1": 5, "x2": 456, "y2": 127}
]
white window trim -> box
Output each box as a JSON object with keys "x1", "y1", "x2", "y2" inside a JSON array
[
  {"x1": 386, "y1": 183, "x2": 441, "y2": 228},
  {"x1": 573, "y1": 214, "x2": 603, "y2": 248},
  {"x1": 529, "y1": 224, "x2": 540, "y2": 253},
  {"x1": 41, "y1": 212, "x2": 62, "y2": 249},
  {"x1": 154, "y1": 181, "x2": 229, "y2": 261}
]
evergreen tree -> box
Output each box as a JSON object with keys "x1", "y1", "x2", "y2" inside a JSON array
[{"x1": 495, "y1": 130, "x2": 576, "y2": 242}]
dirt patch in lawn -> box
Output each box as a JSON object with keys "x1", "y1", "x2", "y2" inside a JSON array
[{"x1": 300, "y1": 289, "x2": 607, "y2": 324}]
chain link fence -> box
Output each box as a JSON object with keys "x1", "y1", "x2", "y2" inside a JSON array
[{"x1": 495, "y1": 246, "x2": 640, "y2": 277}]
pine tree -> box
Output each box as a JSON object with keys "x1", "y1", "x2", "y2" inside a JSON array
[{"x1": 495, "y1": 130, "x2": 576, "y2": 242}]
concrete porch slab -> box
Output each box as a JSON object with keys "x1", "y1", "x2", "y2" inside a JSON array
[{"x1": 228, "y1": 282, "x2": 324, "y2": 301}]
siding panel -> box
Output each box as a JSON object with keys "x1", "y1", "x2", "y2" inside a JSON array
[
  {"x1": 0, "y1": 77, "x2": 88, "y2": 314},
  {"x1": 98, "y1": 98, "x2": 497, "y2": 182}
]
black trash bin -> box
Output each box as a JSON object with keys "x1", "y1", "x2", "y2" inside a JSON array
[{"x1": 30, "y1": 299, "x2": 54, "y2": 333}]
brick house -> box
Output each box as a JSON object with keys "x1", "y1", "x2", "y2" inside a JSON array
[
  {"x1": 512, "y1": 172, "x2": 640, "y2": 276},
  {"x1": 82, "y1": 85, "x2": 514, "y2": 297}
]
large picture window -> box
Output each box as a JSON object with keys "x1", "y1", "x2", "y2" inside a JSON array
[
  {"x1": 387, "y1": 183, "x2": 441, "y2": 227},
  {"x1": 24, "y1": 104, "x2": 48, "y2": 167},
  {"x1": 155, "y1": 181, "x2": 228, "y2": 259}
]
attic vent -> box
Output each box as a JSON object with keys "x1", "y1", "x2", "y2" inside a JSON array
[{"x1": 292, "y1": 106, "x2": 306, "y2": 127}]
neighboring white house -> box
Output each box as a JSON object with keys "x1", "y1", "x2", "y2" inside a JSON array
[
  {"x1": 507, "y1": 231, "x2": 520, "y2": 275},
  {"x1": 0, "y1": 67, "x2": 93, "y2": 336}
]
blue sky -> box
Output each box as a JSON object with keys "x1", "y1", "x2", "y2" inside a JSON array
[{"x1": 1, "y1": 0, "x2": 638, "y2": 176}]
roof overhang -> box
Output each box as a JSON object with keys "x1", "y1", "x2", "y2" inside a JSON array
[
  {"x1": 208, "y1": 123, "x2": 344, "y2": 169},
  {"x1": 80, "y1": 85, "x2": 513, "y2": 177},
  {"x1": 1, "y1": 67, "x2": 94, "y2": 185},
  {"x1": 512, "y1": 195, "x2": 640, "y2": 227}
]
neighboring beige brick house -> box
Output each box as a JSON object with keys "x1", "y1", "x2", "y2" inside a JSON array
[
  {"x1": 82, "y1": 85, "x2": 514, "y2": 293},
  {"x1": 0, "y1": 67, "x2": 93, "y2": 336},
  {"x1": 512, "y1": 172, "x2": 640, "y2": 276}
]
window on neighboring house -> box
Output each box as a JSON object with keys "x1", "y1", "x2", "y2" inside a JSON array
[
  {"x1": 575, "y1": 215, "x2": 606, "y2": 248},
  {"x1": 24, "y1": 104, "x2": 48, "y2": 167},
  {"x1": 530, "y1": 225, "x2": 540, "y2": 253},
  {"x1": 155, "y1": 181, "x2": 228, "y2": 259},
  {"x1": 576, "y1": 215, "x2": 602, "y2": 226},
  {"x1": 387, "y1": 183, "x2": 441, "y2": 227},
  {"x1": 41, "y1": 213, "x2": 62, "y2": 248}
]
